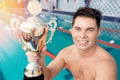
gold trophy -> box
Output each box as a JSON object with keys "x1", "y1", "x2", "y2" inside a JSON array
[{"x1": 10, "y1": 0, "x2": 57, "y2": 78}]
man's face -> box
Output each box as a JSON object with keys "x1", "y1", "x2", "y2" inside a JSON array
[{"x1": 71, "y1": 16, "x2": 100, "y2": 51}]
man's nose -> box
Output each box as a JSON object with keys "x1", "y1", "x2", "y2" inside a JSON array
[{"x1": 79, "y1": 31, "x2": 87, "y2": 38}]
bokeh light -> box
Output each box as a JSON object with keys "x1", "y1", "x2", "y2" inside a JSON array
[{"x1": 0, "y1": 0, "x2": 25, "y2": 8}]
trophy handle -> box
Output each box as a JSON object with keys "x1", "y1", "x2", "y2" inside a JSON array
[
  {"x1": 10, "y1": 18, "x2": 21, "y2": 43},
  {"x1": 46, "y1": 20, "x2": 57, "y2": 44},
  {"x1": 37, "y1": 27, "x2": 48, "y2": 52}
]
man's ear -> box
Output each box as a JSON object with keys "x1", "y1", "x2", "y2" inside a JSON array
[
  {"x1": 97, "y1": 28, "x2": 101, "y2": 37},
  {"x1": 70, "y1": 27, "x2": 73, "y2": 34}
]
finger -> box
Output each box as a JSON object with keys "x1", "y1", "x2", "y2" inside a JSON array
[
  {"x1": 28, "y1": 56, "x2": 37, "y2": 61},
  {"x1": 28, "y1": 58, "x2": 37, "y2": 63},
  {"x1": 26, "y1": 53, "x2": 38, "y2": 63},
  {"x1": 26, "y1": 51, "x2": 37, "y2": 57},
  {"x1": 41, "y1": 46, "x2": 46, "y2": 52},
  {"x1": 39, "y1": 45, "x2": 46, "y2": 54}
]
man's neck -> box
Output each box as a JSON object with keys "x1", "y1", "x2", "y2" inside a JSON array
[{"x1": 75, "y1": 45, "x2": 98, "y2": 58}]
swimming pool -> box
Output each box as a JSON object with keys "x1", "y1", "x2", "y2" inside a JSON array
[
  {"x1": 0, "y1": 9, "x2": 120, "y2": 80},
  {"x1": 40, "y1": 12, "x2": 120, "y2": 80}
]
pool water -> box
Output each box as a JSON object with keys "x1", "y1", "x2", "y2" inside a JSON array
[{"x1": 0, "y1": 10, "x2": 120, "y2": 80}]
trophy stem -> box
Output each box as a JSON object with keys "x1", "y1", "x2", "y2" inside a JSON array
[{"x1": 24, "y1": 62, "x2": 42, "y2": 77}]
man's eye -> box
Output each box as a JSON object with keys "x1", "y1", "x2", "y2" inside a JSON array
[
  {"x1": 74, "y1": 28, "x2": 80, "y2": 31},
  {"x1": 75, "y1": 28, "x2": 79, "y2": 30},
  {"x1": 88, "y1": 29, "x2": 94, "y2": 32}
]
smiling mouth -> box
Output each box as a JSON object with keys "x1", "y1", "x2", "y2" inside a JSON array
[{"x1": 78, "y1": 40, "x2": 89, "y2": 46}]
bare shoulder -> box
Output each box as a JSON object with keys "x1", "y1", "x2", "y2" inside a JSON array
[
  {"x1": 95, "y1": 46, "x2": 117, "y2": 80},
  {"x1": 58, "y1": 45, "x2": 73, "y2": 56},
  {"x1": 96, "y1": 46, "x2": 116, "y2": 68},
  {"x1": 95, "y1": 58, "x2": 117, "y2": 80},
  {"x1": 96, "y1": 46, "x2": 115, "y2": 61},
  {"x1": 96, "y1": 56, "x2": 116, "y2": 71}
]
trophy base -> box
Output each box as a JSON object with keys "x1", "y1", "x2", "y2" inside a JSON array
[
  {"x1": 24, "y1": 72, "x2": 44, "y2": 80},
  {"x1": 24, "y1": 69, "x2": 43, "y2": 77}
]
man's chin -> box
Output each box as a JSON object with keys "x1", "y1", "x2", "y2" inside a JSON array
[{"x1": 78, "y1": 46, "x2": 89, "y2": 51}]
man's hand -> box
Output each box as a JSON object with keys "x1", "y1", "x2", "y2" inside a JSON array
[{"x1": 25, "y1": 46, "x2": 46, "y2": 65}]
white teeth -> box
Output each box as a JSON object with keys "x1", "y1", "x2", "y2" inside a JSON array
[
  {"x1": 78, "y1": 40, "x2": 88, "y2": 44},
  {"x1": 80, "y1": 41, "x2": 87, "y2": 43}
]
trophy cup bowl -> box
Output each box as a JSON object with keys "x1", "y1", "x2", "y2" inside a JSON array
[{"x1": 10, "y1": 0, "x2": 57, "y2": 78}]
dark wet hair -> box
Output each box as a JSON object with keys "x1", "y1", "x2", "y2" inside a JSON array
[{"x1": 72, "y1": 7, "x2": 102, "y2": 29}]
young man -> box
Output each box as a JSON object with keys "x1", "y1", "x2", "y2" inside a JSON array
[{"x1": 25, "y1": 7, "x2": 117, "y2": 80}]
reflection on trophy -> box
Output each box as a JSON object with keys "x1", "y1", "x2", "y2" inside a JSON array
[{"x1": 10, "y1": 0, "x2": 57, "y2": 78}]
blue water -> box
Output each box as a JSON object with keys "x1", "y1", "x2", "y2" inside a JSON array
[
  {"x1": 0, "y1": 12, "x2": 120, "y2": 80},
  {"x1": 0, "y1": 27, "x2": 27, "y2": 80}
]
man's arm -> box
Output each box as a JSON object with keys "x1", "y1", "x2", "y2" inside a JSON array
[
  {"x1": 44, "y1": 49, "x2": 66, "y2": 79},
  {"x1": 95, "y1": 60, "x2": 117, "y2": 80},
  {"x1": 25, "y1": 48, "x2": 66, "y2": 80}
]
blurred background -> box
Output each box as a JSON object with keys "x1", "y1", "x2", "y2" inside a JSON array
[{"x1": 0, "y1": 0, "x2": 120, "y2": 80}]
